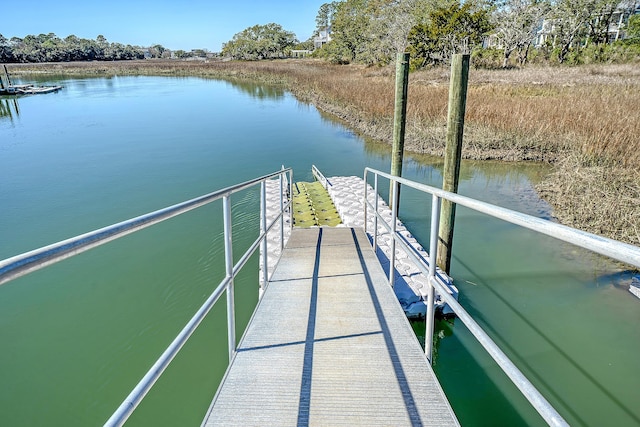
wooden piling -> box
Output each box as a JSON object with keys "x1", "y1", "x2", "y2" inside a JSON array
[
  {"x1": 437, "y1": 54, "x2": 470, "y2": 274},
  {"x1": 389, "y1": 52, "x2": 410, "y2": 210},
  {"x1": 3, "y1": 65, "x2": 12, "y2": 87}
]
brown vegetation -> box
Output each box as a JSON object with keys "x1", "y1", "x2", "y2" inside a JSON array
[
  {"x1": 537, "y1": 155, "x2": 640, "y2": 246},
  {"x1": 9, "y1": 60, "x2": 640, "y2": 246}
]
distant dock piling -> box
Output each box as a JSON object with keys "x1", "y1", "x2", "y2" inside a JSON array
[{"x1": 2, "y1": 65, "x2": 12, "y2": 88}]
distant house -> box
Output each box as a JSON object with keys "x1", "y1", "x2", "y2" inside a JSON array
[
  {"x1": 314, "y1": 28, "x2": 332, "y2": 50},
  {"x1": 607, "y1": 4, "x2": 640, "y2": 42},
  {"x1": 533, "y1": 20, "x2": 554, "y2": 48},
  {"x1": 533, "y1": 4, "x2": 639, "y2": 48},
  {"x1": 485, "y1": 3, "x2": 639, "y2": 51}
]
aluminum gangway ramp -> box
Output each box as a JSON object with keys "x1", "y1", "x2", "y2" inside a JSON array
[{"x1": 202, "y1": 227, "x2": 459, "y2": 427}]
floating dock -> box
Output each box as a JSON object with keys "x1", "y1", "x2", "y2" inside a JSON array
[
  {"x1": 0, "y1": 65, "x2": 62, "y2": 96},
  {"x1": 320, "y1": 174, "x2": 458, "y2": 318},
  {"x1": 0, "y1": 84, "x2": 63, "y2": 95},
  {"x1": 262, "y1": 171, "x2": 457, "y2": 319},
  {"x1": 203, "y1": 227, "x2": 459, "y2": 426}
]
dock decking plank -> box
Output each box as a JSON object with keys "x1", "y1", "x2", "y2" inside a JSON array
[{"x1": 202, "y1": 227, "x2": 459, "y2": 426}]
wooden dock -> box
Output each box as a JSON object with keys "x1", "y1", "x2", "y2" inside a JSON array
[
  {"x1": 0, "y1": 84, "x2": 62, "y2": 95},
  {"x1": 202, "y1": 227, "x2": 459, "y2": 426},
  {"x1": 1, "y1": 65, "x2": 61, "y2": 96}
]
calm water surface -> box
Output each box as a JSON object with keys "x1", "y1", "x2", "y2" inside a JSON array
[{"x1": 1, "y1": 76, "x2": 638, "y2": 426}]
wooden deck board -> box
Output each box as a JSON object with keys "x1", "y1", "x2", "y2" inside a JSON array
[{"x1": 202, "y1": 227, "x2": 459, "y2": 426}]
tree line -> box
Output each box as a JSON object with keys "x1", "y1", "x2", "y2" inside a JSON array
[
  {"x1": 314, "y1": 0, "x2": 640, "y2": 67},
  {"x1": 0, "y1": 33, "x2": 217, "y2": 63},
  {"x1": 222, "y1": 0, "x2": 640, "y2": 68},
  {"x1": 0, "y1": 33, "x2": 149, "y2": 62}
]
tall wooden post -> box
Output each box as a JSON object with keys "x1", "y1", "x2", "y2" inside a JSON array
[
  {"x1": 3, "y1": 65, "x2": 12, "y2": 87},
  {"x1": 389, "y1": 52, "x2": 410, "y2": 210},
  {"x1": 0, "y1": 66, "x2": 6, "y2": 90},
  {"x1": 437, "y1": 54, "x2": 470, "y2": 274}
]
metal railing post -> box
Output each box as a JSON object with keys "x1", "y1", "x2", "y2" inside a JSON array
[
  {"x1": 373, "y1": 173, "x2": 379, "y2": 251},
  {"x1": 425, "y1": 194, "x2": 441, "y2": 363},
  {"x1": 260, "y1": 181, "x2": 268, "y2": 296},
  {"x1": 279, "y1": 170, "x2": 284, "y2": 252},
  {"x1": 389, "y1": 179, "x2": 399, "y2": 288},
  {"x1": 363, "y1": 170, "x2": 368, "y2": 235},
  {"x1": 289, "y1": 170, "x2": 294, "y2": 233},
  {"x1": 222, "y1": 195, "x2": 236, "y2": 362}
]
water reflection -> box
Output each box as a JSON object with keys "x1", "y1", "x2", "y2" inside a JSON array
[
  {"x1": 0, "y1": 97, "x2": 20, "y2": 122},
  {"x1": 406, "y1": 151, "x2": 551, "y2": 185},
  {"x1": 223, "y1": 79, "x2": 285, "y2": 100},
  {"x1": 314, "y1": 105, "x2": 550, "y2": 196}
]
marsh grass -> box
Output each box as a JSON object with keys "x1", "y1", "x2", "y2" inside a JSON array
[
  {"x1": 537, "y1": 153, "x2": 640, "y2": 245},
  {"x1": 9, "y1": 60, "x2": 640, "y2": 245}
]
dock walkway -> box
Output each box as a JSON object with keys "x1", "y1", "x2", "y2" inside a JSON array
[{"x1": 203, "y1": 227, "x2": 458, "y2": 426}]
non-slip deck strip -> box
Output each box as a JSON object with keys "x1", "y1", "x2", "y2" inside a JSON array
[
  {"x1": 203, "y1": 227, "x2": 459, "y2": 426},
  {"x1": 292, "y1": 182, "x2": 342, "y2": 227}
]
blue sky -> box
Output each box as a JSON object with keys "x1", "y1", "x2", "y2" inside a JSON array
[{"x1": 2, "y1": 0, "x2": 327, "y2": 52}]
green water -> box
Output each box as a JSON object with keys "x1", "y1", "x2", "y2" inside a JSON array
[{"x1": 1, "y1": 76, "x2": 638, "y2": 426}]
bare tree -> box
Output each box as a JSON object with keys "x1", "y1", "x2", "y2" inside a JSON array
[
  {"x1": 550, "y1": 0, "x2": 592, "y2": 62},
  {"x1": 382, "y1": 0, "x2": 420, "y2": 54},
  {"x1": 368, "y1": 0, "x2": 438, "y2": 63},
  {"x1": 492, "y1": 0, "x2": 550, "y2": 67}
]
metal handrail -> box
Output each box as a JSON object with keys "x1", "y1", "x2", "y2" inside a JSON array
[
  {"x1": 311, "y1": 164, "x2": 332, "y2": 189},
  {"x1": 0, "y1": 169, "x2": 293, "y2": 286},
  {"x1": 364, "y1": 168, "x2": 640, "y2": 268},
  {"x1": 364, "y1": 167, "x2": 639, "y2": 427},
  {"x1": 0, "y1": 168, "x2": 293, "y2": 427}
]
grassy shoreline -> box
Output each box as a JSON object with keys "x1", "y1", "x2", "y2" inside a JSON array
[{"x1": 7, "y1": 60, "x2": 640, "y2": 247}]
